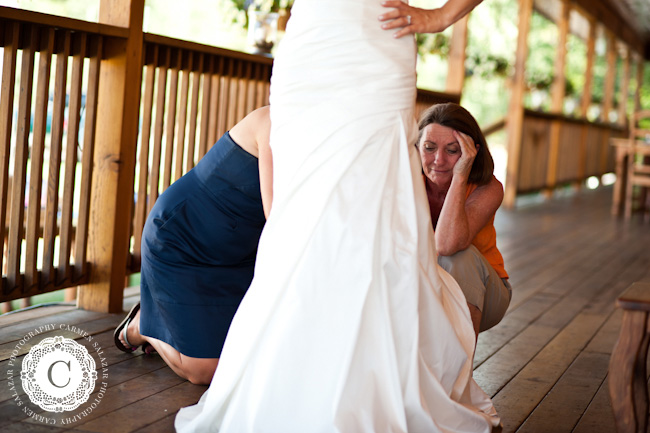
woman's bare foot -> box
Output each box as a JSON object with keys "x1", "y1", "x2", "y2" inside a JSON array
[{"x1": 118, "y1": 309, "x2": 147, "y2": 349}]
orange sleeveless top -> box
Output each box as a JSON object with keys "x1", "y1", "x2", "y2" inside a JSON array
[{"x1": 465, "y1": 183, "x2": 508, "y2": 279}]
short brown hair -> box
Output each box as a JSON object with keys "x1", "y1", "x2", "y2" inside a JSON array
[{"x1": 418, "y1": 103, "x2": 494, "y2": 186}]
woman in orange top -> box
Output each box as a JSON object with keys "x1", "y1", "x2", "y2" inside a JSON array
[{"x1": 418, "y1": 102, "x2": 511, "y2": 339}]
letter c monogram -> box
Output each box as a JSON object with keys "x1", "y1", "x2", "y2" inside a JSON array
[{"x1": 47, "y1": 360, "x2": 71, "y2": 388}]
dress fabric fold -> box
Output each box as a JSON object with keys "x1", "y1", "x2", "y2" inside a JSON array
[{"x1": 175, "y1": 0, "x2": 499, "y2": 431}]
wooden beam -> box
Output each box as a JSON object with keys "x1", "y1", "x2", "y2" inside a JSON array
[
  {"x1": 445, "y1": 14, "x2": 469, "y2": 95},
  {"x1": 546, "y1": 0, "x2": 570, "y2": 193},
  {"x1": 80, "y1": 0, "x2": 145, "y2": 313},
  {"x1": 504, "y1": 0, "x2": 533, "y2": 208}
]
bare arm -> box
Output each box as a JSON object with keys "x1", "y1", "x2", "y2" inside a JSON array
[
  {"x1": 258, "y1": 124, "x2": 273, "y2": 218},
  {"x1": 379, "y1": 0, "x2": 483, "y2": 38},
  {"x1": 435, "y1": 130, "x2": 503, "y2": 255},
  {"x1": 228, "y1": 106, "x2": 273, "y2": 218},
  {"x1": 436, "y1": 175, "x2": 503, "y2": 255}
]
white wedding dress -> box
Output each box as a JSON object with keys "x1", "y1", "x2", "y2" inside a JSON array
[{"x1": 175, "y1": 0, "x2": 499, "y2": 431}]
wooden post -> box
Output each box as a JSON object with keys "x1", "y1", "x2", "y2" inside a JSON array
[
  {"x1": 601, "y1": 31, "x2": 616, "y2": 123},
  {"x1": 445, "y1": 14, "x2": 469, "y2": 96},
  {"x1": 577, "y1": 16, "x2": 597, "y2": 186},
  {"x1": 79, "y1": 0, "x2": 144, "y2": 313},
  {"x1": 600, "y1": 32, "x2": 617, "y2": 174},
  {"x1": 618, "y1": 45, "x2": 630, "y2": 127},
  {"x1": 635, "y1": 57, "x2": 644, "y2": 112},
  {"x1": 504, "y1": 0, "x2": 533, "y2": 208},
  {"x1": 545, "y1": 0, "x2": 570, "y2": 194}
]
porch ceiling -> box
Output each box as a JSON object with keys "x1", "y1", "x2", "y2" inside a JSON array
[{"x1": 534, "y1": 0, "x2": 650, "y2": 59}]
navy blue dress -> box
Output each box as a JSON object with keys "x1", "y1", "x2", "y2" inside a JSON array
[{"x1": 139, "y1": 132, "x2": 265, "y2": 358}]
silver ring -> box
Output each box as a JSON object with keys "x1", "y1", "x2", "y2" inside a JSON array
[{"x1": 406, "y1": 15, "x2": 412, "y2": 25}]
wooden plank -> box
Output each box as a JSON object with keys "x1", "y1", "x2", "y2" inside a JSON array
[
  {"x1": 69, "y1": 381, "x2": 206, "y2": 432},
  {"x1": 489, "y1": 312, "x2": 608, "y2": 432},
  {"x1": 617, "y1": 281, "x2": 650, "y2": 311},
  {"x1": 517, "y1": 351, "x2": 610, "y2": 432},
  {"x1": 474, "y1": 217, "x2": 650, "y2": 398}
]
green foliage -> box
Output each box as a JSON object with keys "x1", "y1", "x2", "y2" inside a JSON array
[
  {"x1": 525, "y1": 11, "x2": 556, "y2": 94},
  {"x1": 231, "y1": 0, "x2": 293, "y2": 12}
]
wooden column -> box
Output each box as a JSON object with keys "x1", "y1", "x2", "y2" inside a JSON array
[
  {"x1": 577, "y1": 17, "x2": 596, "y2": 186},
  {"x1": 635, "y1": 57, "x2": 645, "y2": 112},
  {"x1": 600, "y1": 32, "x2": 617, "y2": 173},
  {"x1": 601, "y1": 31, "x2": 617, "y2": 123},
  {"x1": 580, "y1": 18, "x2": 596, "y2": 117},
  {"x1": 618, "y1": 46, "x2": 631, "y2": 127},
  {"x1": 445, "y1": 14, "x2": 469, "y2": 96},
  {"x1": 79, "y1": 0, "x2": 144, "y2": 313},
  {"x1": 504, "y1": 0, "x2": 533, "y2": 208},
  {"x1": 545, "y1": 0, "x2": 570, "y2": 193}
]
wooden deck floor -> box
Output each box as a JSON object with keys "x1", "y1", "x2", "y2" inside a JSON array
[{"x1": 1, "y1": 185, "x2": 649, "y2": 432}]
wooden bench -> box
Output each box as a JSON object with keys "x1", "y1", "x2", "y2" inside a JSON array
[{"x1": 609, "y1": 281, "x2": 650, "y2": 433}]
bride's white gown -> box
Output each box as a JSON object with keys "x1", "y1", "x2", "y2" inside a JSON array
[{"x1": 175, "y1": 0, "x2": 499, "y2": 431}]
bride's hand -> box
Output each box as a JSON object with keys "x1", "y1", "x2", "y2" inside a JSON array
[{"x1": 378, "y1": 1, "x2": 451, "y2": 38}]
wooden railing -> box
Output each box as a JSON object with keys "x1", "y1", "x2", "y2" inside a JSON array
[
  {"x1": 0, "y1": 8, "x2": 128, "y2": 307},
  {"x1": 516, "y1": 110, "x2": 625, "y2": 193},
  {"x1": 0, "y1": 6, "x2": 275, "y2": 310},
  {"x1": 128, "y1": 34, "x2": 272, "y2": 273}
]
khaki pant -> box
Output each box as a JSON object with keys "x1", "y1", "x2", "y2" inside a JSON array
[{"x1": 438, "y1": 245, "x2": 512, "y2": 332}]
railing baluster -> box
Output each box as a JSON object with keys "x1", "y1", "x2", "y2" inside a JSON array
[
  {"x1": 174, "y1": 50, "x2": 190, "y2": 183},
  {"x1": 25, "y1": 27, "x2": 55, "y2": 291},
  {"x1": 198, "y1": 56, "x2": 213, "y2": 160},
  {"x1": 7, "y1": 24, "x2": 37, "y2": 292},
  {"x1": 133, "y1": 45, "x2": 157, "y2": 257},
  {"x1": 147, "y1": 46, "x2": 169, "y2": 213},
  {"x1": 206, "y1": 57, "x2": 220, "y2": 152},
  {"x1": 162, "y1": 48, "x2": 180, "y2": 191},
  {"x1": 58, "y1": 31, "x2": 86, "y2": 286},
  {"x1": 0, "y1": 23, "x2": 20, "y2": 292},
  {"x1": 185, "y1": 53, "x2": 202, "y2": 173},
  {"x1": 74, "y1": 35, "x2": 102, "y2": 283},
  {"x1": 42, "y1": 30, "x2": 70, "y2": 288}
]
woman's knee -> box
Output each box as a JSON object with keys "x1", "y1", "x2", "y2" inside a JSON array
[{"x1": 182, "y1": 358, "x2": 219, "y2": 385}]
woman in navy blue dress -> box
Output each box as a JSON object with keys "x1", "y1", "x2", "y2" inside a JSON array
[{"x1": 114, "y1": 106, "x2": 273, "y2": 385}]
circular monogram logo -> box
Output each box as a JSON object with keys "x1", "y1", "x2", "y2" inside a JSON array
[{"x1": 20, "y1": 336, "x2": 98, "y2": 413}]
